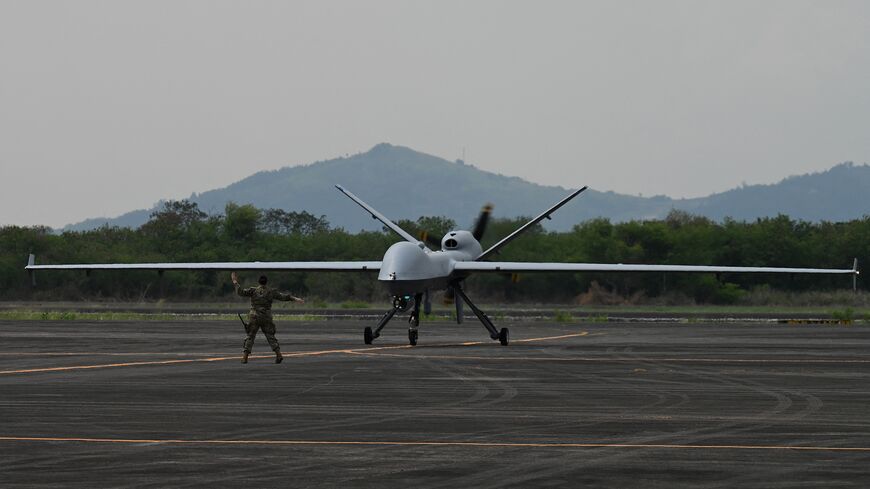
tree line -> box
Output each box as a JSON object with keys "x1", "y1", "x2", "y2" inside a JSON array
[{"x1": 0, "y1": 201, "x2": 866, "y2": 303}]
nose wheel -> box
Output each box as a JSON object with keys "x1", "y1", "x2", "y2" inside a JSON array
[
  {"x1": 408, "y1": 309, "x2": 420, "y2": 346},
  {"x1": 499, "y1": 327, "x2": 510, "y2": 346},
  {"x1": 364, "y1": 293, "x2": 423, "y2": 345}
]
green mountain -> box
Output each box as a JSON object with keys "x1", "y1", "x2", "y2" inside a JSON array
[{"x1": 64, "y1": 144, "x2": 869, "y2": 232}]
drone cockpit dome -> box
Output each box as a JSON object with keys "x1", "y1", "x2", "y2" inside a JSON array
[{"x1": 441, "y1": 230, "x2": 482, "y2": 257}]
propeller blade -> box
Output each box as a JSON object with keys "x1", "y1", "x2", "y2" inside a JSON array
[
  {"x1": 418, "y1": 230, "x2": 442, "y2": 249},
  {"x1": 472, "y1": 204, "x2": 493, "y2": 241},
  {"x1": 423, "y1": 290, "x2": 432, "y2": 315},
  {"x1": 455, "y1": 293, "x2": 463, "y2": 324},
  {"x1": 442, "y1": 286, "x2": 455, "y2": 305}
]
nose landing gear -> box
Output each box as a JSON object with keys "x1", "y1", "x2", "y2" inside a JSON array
[
  {"x1": 363, "y1": 287, "x2": 510, "y2": 347},
  {"x1": 364, "y1": 292, "x2": 423, "y2": 346}
]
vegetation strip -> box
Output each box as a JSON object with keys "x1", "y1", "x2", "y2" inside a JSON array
[
  {"x1": 0, "y1": 310, "x2": 864, "y2": 324},
  {"x1": 3, "y1": 201, "x2": 866, "y2": 305}
]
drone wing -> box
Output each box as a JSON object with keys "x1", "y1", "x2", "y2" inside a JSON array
[
  {"x1": 25, "y1": 257, "x2": 380, "y2": 272},
  {"x1": 454, "y1": 261, "x2": 858, "y2": 275},
  {"x1": 335, "y1": 185, "x2": 419, "y2": 244}
]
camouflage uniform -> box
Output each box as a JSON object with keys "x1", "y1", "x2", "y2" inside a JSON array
[{"x1": 236, "y1": 283, "x2": 296, "y2": 354}]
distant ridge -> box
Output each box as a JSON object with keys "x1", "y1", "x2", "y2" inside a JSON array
[{"x1": 63, "y1": 144, "x2": 870, "y2": 232}]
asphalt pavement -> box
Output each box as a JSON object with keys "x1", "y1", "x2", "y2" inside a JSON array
[{"x1": 1, "y1": 318, "x2": 869, "y2": 488}]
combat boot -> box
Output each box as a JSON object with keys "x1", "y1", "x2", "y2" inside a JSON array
[
  {"x1": 241, "y1": 351, "x2": 249, "y2": 364},
  {"x1": 275, "y1": 350, "x2": 283, "y2": 364}
]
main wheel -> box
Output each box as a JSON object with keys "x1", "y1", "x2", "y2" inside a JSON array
[
  {"x1": 498, "y1": 327, "x2": 510, "y2": 346},
  {"x1": 364, "y1": 326, "x2": 374, "y2": 345},
  {"x1": 409, "y1": 329, "x2": 418, "y2": 346}
]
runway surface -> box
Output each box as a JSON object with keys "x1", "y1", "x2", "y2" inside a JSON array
[{"x1": 1, "y1": 318, "x2": 869, "y2": 487}]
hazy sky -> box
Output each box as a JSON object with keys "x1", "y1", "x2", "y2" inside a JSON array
[{"x1": 1, "y1": 1, "x2": 868, "y2": 228}]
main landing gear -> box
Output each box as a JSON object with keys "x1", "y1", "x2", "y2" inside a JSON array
[
  {"x1": 452, "y1": 283, "x2": 509, "y2": 346},
  {"x1": 363, "y1": 286, "x2": 509, "y2": 347}
]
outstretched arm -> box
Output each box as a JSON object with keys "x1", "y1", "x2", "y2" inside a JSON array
[
  {"x1": 231, "y1": 272, "x2": 253, "y2": 297},
  {"x1": 276, "y1": 291, "x2": 305, "y2": 303}
]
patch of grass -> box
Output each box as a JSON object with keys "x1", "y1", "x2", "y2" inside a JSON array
[
  {"x1": 40, "y1": 311, "x2": 78, "y2": 321},
  {"x1": 276, "y1": 314, "x2": 327, "y2": 321},
  {"x1": 311, "y1": 300, "x2": 329, "y2": 309},
  {"x1": 340, "y1": 300, "x2": 370, "y2": 309},
  {"x1": 0, "y1": 310, "x2": 276, "y2": 322},
  {"x1": 583, "y1": 314, "x2": 608, "y2": 323},
  {"x1": 831, "y1": 307, "x2": 855, "y2": 323},
  {"x1": 554, "y1": 311, "x2": 573, "y2": 322}
]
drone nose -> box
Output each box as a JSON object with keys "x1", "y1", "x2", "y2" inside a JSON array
[{"x1": 378, "y1": 241, "x2": 428, "y2": 282}]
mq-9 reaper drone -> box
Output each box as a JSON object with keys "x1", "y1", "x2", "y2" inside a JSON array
[{"x1": 26, "y1": 185, "x2": 859, "y2": 346}]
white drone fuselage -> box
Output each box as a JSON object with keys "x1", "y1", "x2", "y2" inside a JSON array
[{"x1": 378, "y1": 230, "x2": 480, "y2": 296}]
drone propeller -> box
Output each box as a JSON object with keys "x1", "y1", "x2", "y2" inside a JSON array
[
  {"x1": 418, "y1": 230, "x2": 443, "y2": 249},
  {"x1": 430, "y1": 204, "x2": 494, "y2": 305},
  {"x1": 472, "y1": 203, "x2": 493, "y2": 241},
  {"x1": 419, "y1": 203, "x2": 494, "y2": 251}
]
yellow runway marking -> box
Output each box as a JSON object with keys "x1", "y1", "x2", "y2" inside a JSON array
[
  {"x1": 351, "y1": 352, "x2": 870, "y2": 364},
  {"x1": 513, "y1": 332, "x2": 589, "y2": 343},
  {"x1": 3, "y1": 326, "x2": 869, "y2": 374},
  {"x1": 0, "y1": 331, "x2": 590, "y2": 376},
  {"x1": 0, "y1": 352, "x2": 240, "y2": 357},
  {"x1": 0, "y1": 344, "x2": 412, "y2": 376},
  {"x1": 0, "y1": 357, "x2": 239, "y2": 375},
  {"x1": 0, "y1": 436, "x2": 868, "y2": 453}
]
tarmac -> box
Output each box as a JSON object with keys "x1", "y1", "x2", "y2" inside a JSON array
[{"x1": 1, "y1": 318, "x2": 869, "y2": 488}]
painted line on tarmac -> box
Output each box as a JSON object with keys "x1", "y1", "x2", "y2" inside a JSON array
[
  {"x1": 1, "y1": 435, "x2": 869, "y2": 453},
  {"x1": 0, "y1": 352, "x2": 241, "y2": 357},
  {"x1": 0, "y1": 357, "x2": 240, "y2": 375},
  {"x1": 415, "y1": 331, "x2": 588, "y2": 348},
  {"x1": 514, "y1": 332, "x2": 589, "y2": 342},
  {"x1": 0, "y1": 331, "x2": 591, "y2": 376},
  {"x1": 351, "y1": 352, "x2": 870, "y2": 364},
  {"x1": 0, "y1": 344, "x2": 413, "y2": 376}
]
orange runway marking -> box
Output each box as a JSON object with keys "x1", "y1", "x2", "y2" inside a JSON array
[
  {"x1": 0, "y1": 331, "x2": 591, "y2": 376},
  {"x1": 0, "y1": 435, "x2": 868, "y2": 453},
  {"x1": 4, "y1": 329, "x2": 869, "y2": 374},
  {"x1": 0, "y1": 352, "x2": 239, "y2": 357},
  {"x1": 0, "y1": 344, "x2": 412, "y2": 376},
  {"x1": 513, "y1": 332, "x2": 590, "y2": 343},
  {"x1": 0, "y1": 356, "x2": 242, "y2": 375},
  {"x1": 418, "y1": 331, "x2": 589, "y2": 349},
  {"x1": 351, "y1": 352, "x2": 870, "y2": 364}
]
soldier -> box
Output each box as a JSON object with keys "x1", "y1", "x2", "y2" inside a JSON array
[{"x1": 232, "y1": 272, "x2": 305, "y2": 364}]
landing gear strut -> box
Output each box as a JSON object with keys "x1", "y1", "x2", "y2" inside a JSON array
[
  {"x1": 364, "y1": 307, "x2": 396, "y2": 345},
  {"x1": 452, "y1": 283, "x2": 509, "y2": 346},
  {"x1": 408, "y1": 292, "x2": 421, "y2": 346},
  {"x1": 364, "y1": 292, "x2": 423, "y2": 346}
]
